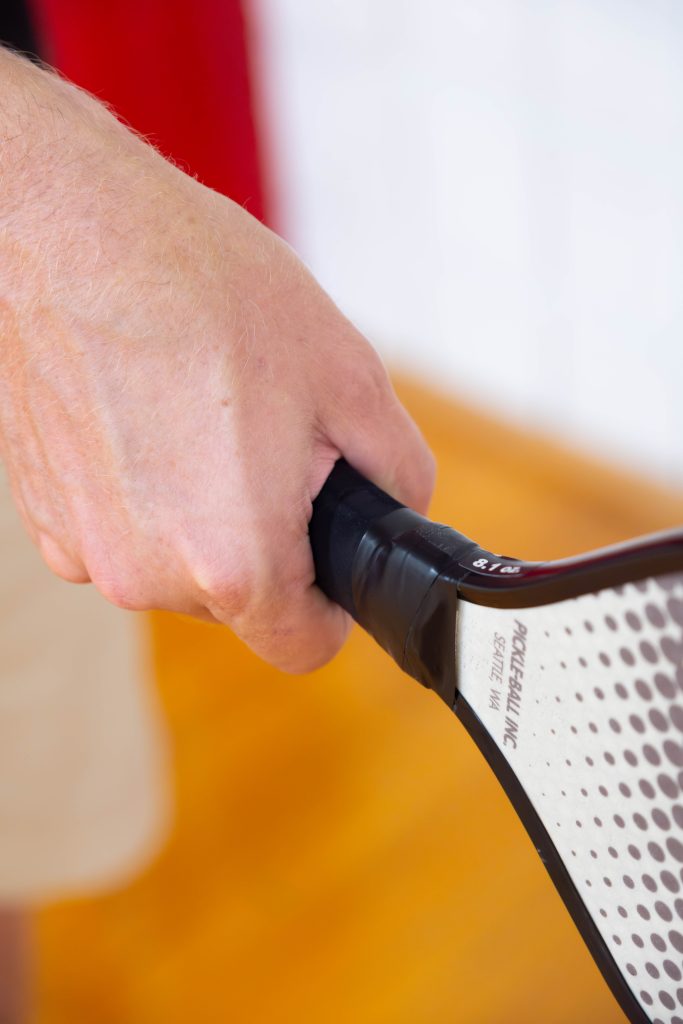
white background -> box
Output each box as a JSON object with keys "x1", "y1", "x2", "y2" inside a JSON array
[{"x1": 254, "y1": 0, "x2": 683, "y2": 484}]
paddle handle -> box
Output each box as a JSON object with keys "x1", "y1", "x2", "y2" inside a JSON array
[
  {"x1": 309, "y1": 459, "x2": 404, "y2": 617},
  {"x1": 309, "y1": 460, "x2": 472, "y2": 705}
]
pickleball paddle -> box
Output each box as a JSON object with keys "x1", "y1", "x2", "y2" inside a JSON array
[{"x1": 309, "y1": 458, "x2": 683, "y2": 1024}]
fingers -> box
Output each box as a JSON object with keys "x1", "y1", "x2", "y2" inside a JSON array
[
  {"x1": 203, "y1": 529, "x2": 352, "y2": 674},
  {"x1": 4, "y1": 478, "x2": 91, "y2": 583},
  {"x1": 246, "y1": 340, "x2": 435, "y2": 673},
  {"x1": 324, "y1": 342, "x2": 436, "y2": 515},
  {"x1": 36, "y1": 531, "x2": 91, "y2": 584},
  {"x1": 233, "y1": 583, "x2": 352, "y2": 674},
  {"x1": 344, "y1": 398, "x2": 435, "y2": 515}
]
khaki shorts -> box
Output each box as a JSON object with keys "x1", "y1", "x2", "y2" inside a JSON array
[{"x1": 0, "y1": 469, "x2": 170, "y2": 903}]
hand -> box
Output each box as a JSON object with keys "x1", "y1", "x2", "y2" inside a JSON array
[{"x1": 0, "y1": 48, "x2": 434, "y2": 672}]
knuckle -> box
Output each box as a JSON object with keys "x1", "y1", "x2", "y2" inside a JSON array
[
  {"x1": 92, "y1": 571, "x2": 148, "y2": 611},
  {"x1": 355, "y1": 348, "x2": 391, "y2": 408},
  {"x1": 190, "y1": 558, "x2": 252, "y2": 622},
  {"x1": 37, "y1": 532, "x2": 89, "y2": 584},
  {"x1": 328, "y1": 338, "x2": 391, "y2": 418},
  {"x1": 368, "y1": 349, "x2": 392, "y2": 391}
]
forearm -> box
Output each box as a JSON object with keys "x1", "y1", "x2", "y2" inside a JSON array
[
  {"x1": 0, "y1": 45, "x2": 198, "y2": 333},
  {"x1": 0, "y1": 45, "x2": 107, "y2": 212},
  {"x1": 0, "y1": 47, "x2": 118, "y2": 303}
]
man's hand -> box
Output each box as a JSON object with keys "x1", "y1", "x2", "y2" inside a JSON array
[{"x1": 0, "y1": 48, "x2": 434, "y2": 672}]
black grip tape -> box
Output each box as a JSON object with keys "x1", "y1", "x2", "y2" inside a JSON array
[{"x1": 309, "y1": 460, "x2": 402, "y2": 616}]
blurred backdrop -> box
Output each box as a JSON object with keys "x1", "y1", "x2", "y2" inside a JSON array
[{"x1": 256, "y1": 0, "x2": 683, "y2": 485}]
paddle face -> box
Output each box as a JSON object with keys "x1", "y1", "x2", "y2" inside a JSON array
[
  {"x1": 310, "y1": 459, "x2": 683, "y2": 1024},
  {"x1": 457, "y1": 571, "x2": 683, "y2": 1024}
]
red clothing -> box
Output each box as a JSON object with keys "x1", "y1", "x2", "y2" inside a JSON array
[{"x1": 30, "y1": 0, "x2": 269, "y2": 222}]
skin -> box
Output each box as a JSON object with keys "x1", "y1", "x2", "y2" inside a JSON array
[{"x1": 0, "y1": 46, "x2": 435, "y2": 674}]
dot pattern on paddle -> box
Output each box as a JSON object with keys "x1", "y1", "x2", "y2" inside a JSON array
[{"x1": 458, "y1": 572, "x2": 683, "y2": 1024}]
